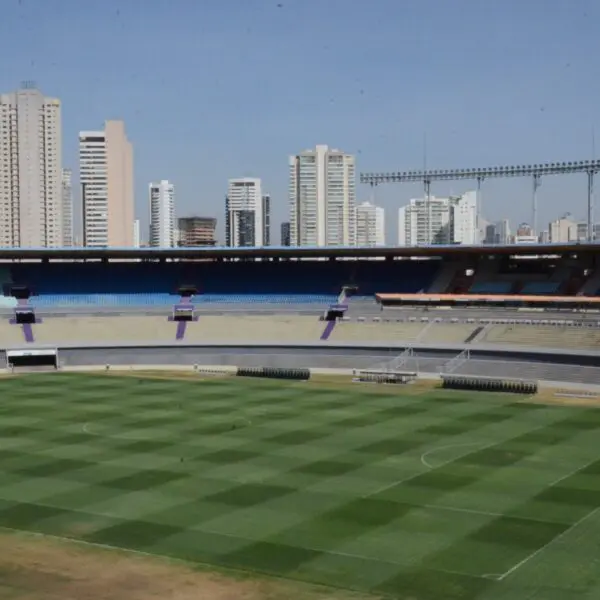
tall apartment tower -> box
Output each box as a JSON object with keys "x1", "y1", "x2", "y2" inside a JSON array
[
  {"x1": 0, "y1": 83, "x2": 62, "y2": 247},
  {"x1": 355, "y1": 201, "x2": 385, "y2": 247},
  {"x1": 225, "y1": 178, "x2": 269, "y2": 247},
  {"x1": 149, "y1": 180, "x2": 175, "y2": 247},
  {"x1": 289, "y1": 144, "x2": 356, "y2": 247},
  {"x1": 61, "y1": 168, "x2": 73, "y2": 246},
  {"x1": 398, "y1": 192, "x2": 477, "y2": 246},
  {"x1": 79, "y1": 120, "x2": 134, "y2": 247}
]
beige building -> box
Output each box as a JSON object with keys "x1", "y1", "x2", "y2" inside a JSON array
[
  {"x1": 0, "y1": 83, "x2": 62, "y2": 247},
  {"x1": 549, "y1": 215, "x2": 578, "y2": 243},
  {"x1": 80, "y1": 120, "x2": 134, "y2": 247},
  {"x1": 61, "y1": 168, "x2": 73, "y2": 246},
  {"x1": 289, "y1": 145, "x2": 356, "y2": 247}
]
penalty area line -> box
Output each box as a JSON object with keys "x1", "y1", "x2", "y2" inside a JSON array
[{"x1": 497, "y1": 506, "x2": 600, "y2": 581}]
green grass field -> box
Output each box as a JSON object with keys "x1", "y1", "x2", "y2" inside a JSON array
[{"x1": 0, "y1": 373, "x2": 599, "y2": 600}]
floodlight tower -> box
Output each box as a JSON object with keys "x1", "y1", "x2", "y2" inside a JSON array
[{"x1": 360, "y1": 160, "x2": 600, "y2": 243}]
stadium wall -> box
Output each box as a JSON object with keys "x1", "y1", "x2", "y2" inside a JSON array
[{"x1": 0, "y1": 343, "x2": 596, "y2": 382}]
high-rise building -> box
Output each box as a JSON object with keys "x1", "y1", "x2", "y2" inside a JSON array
[
  {"x1": 0, "y1": 82, "x2": 62, "y2": 247},
  {"x1": 398, "y1": 192, "x2": 477, "y2": 246},
  {"x1": 178, "y1": 216, "x2": 217, "y2": 246},
  {"x1": 450, "y1": 191, "x2": 477, "y2": 245},
  {"x1": 549, "y1": 215, "x2": 578, "y2": 243},
  {"x1": 280, "y1": 222, "x2": 291, "y2": 246},
  {"x1": 80, "y1": 120, "x2": 133, "y2": 247},
  {"x1": 355, "y1": 201, "x2": 385, "y2": 247},
  {"x1": 133, "y1": 219, "x2": 141, "y2": 248},
  {"x1": 61, "y1": 168, "x2": 73, "y2": 246},
  {"x1": 225, "y1": 178, "x2": 268, "y2": 247},
  {"x1": 149, "y1": 180, "x2": 175, "y2": 247},
  {"x1": 289, "y1": 144, "x2": 356, "y2": 246},
  {"x1": 262, "y1": 194, "x2": 271, "y2": 246}
]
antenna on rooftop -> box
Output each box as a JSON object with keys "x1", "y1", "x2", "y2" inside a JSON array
[{"x1": 21, "y1": 81, "x2": 37, "y2": 90}]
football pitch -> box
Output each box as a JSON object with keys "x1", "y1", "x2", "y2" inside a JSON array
[{"x1": 0, "y1": 372, "x2": 599, "y2": 600}]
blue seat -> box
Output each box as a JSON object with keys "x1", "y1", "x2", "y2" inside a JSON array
[
  {"x1": 520, "y1": 281, "x2": 559, "y2": 295},
  {"x1": 470, "y1": 281, "x2": 513, "y2": 294},
  {"x1": 9, "y1": 259, "x2": 441, "y2": 306}
]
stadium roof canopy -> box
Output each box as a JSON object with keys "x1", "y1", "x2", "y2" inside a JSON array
[{"x1": 0, "y1": 242, "x2": 598, "y2": 261}]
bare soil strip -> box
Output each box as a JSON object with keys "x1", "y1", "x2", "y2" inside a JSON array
[{"x1": 0, "y1": 532, "x2": 376, "y2": 600}]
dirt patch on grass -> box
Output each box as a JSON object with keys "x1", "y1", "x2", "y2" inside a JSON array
[{"x1": 0, "y1": 532, "x2": 375, "y2": 600}]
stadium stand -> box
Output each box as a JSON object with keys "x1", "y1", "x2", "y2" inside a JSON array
[
  {"x1": 482, "y1": 323, "x2": 600, "y2": 350},
  {"x1": 469, "y1": 281, "x2": 513, "y2": 294},
  {"x1": 186, "y1": 315, "x2": 324, "y2": 342},
  {"x1": 0, "y1": 318, "x2": 31, "y2": 345},
  {"x1": 9, "y1": 259, "x2": 440, "y2": 306},
  {"x1": 331, "y1": 321, "x2": 426, "y2": 343},
  {"x1": 0, "y1": 268, "x2": 17, "y2": 308},
  {"x1": 33, "y1": 317, "x2": 177, "y2": 345},
  {"x1": 519, "y1": 281, "x2": 560, "y2": 295}
]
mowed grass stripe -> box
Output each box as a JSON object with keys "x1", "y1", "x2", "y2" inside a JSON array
[{"x1": 0, "y1": 373, "x2": 599, "y2": 600}]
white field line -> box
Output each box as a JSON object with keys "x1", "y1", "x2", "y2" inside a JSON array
[
  {"x1": 547, "y1": 456, "x2": 598, "y2": 488},
  {"x1": 366, "y1": 417, "x2": 594, "y2": 498},
  {"x1": 0, "y1": 524, "x2": 489, "y2": 582},
  {"x1": 367, "y1": 437, "x2": 496, "y2": 497},
  {"x1": 420, "y1": 442, "x2": 483, "y2": 469},
  {"x1": 421, "y1": 503, "x2": 557, "y2": 526},
  {"x1": 497, "y1": 506, "x2": 600, "y2": 581}
]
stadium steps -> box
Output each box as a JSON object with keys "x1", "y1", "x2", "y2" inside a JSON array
[
  {"x1": 427, "y1": 262, "x2": 459, "y2": 293},
  {"x1": 482, "y1": 324, "x2": 600, "y2": 349},
  {"x1": 577, "y1": 269, "x2": 600, "y2": 295},
  {"x1": 464, "y1": 325, "x2": 485, "y2": 343}
]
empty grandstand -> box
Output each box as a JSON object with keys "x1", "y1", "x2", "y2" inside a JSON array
[{"x1": 0, "y1": 243, "x2": 600, "y2": 388}]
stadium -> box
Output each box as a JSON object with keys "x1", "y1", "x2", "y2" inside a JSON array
[{"x1": 1, "y1": 242, "x2": 600, "y2": 599}]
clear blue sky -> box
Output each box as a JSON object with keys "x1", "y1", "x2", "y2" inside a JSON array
[{"x1": 1, "y1": 0, "x2": 599, "y2": 243}]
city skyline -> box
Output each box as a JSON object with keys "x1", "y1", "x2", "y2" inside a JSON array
[
  {"x1": 1, "y1": 81, "x2": 596, "y2": 249},
  {"x1": 2, "y1": 0, "x2": 598, "y2": 246}
]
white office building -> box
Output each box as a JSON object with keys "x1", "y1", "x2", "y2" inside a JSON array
[
  {"x1": 398, "y1": 192, "x2": 477, "y2": 246},
  {"x1": 289, "y1": 144, "x2": 356, "y2": 246},
  {"x1": 149, "y1": 180, "x2": 175, "y2": 247},
  {"x1": 355, "y1": 201, "x2": 385, "y2": 246},
  {"x1": 549, "y1": 215, "x2": 578, "y2": 243},
  {"x1": 0, "y1": 83, "x2": 62, "y2": 247},
  {"x1": 79, "y1": 120, "x2": 134, "y2": 247},
  {"x1": 225, "y1": 178, "x2": 269, "y2": 247},
  {"x1": 61, "y1": 168, "x2": 73, "y2": 246}
]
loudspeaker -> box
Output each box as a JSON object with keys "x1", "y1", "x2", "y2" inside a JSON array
[{"x1": 10, "y1": 285, "x2": 31, "y2": 299}]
